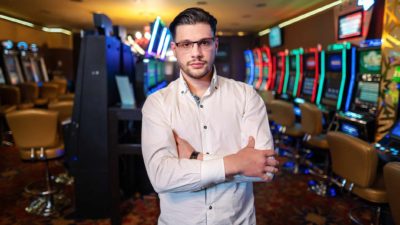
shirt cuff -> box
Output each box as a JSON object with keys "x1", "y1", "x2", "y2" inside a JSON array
[{"x1": 200, "y1": 158, "x2": 225, "y2": 188}]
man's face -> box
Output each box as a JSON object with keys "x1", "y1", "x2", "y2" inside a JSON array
[{"x1": 171, "y1": 23, "x2": 218, "y2": 80}]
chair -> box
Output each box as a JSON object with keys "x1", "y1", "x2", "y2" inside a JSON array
[
  {"x1": 6, "y1": 109, "x2": 68, "y2": 216},
  {"x1": 51, "y1": 78, "x2": 75, "y2": 102},
  {"x1": 384, "y1": 162, "x2": 400, "y2": 225},
  {"x1": 40, "y1": 82, "x2": 59, "y2": 104},
  {"x1": 0, "y1": 85, "x2": 34, "y2": 110},
  {"x1": 300, "y1": 102, "x2": 331, "y2": 196},
  {"x1": 48, "y1": 101, "x2": 73, "y2": 123},
  {"x1": 269, "y1": 99, "x2": 304, "y2": 173},
  {"x1": 327, "y1": 131, "x2": 387, "y2": 225}
]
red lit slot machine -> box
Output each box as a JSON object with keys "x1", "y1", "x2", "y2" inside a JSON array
[
  {"x1": 252, "y1": 48, "x2": 263, "y2": 89},
  {"x1": 260, "y1": 46, "x2": 273, "y2": 91},
  {"x1": 296, "y1": 45, "x2": 322, "y2": 104},
  {"x1": 272, "y1": 50, "x2": 287, "y2": 97}
]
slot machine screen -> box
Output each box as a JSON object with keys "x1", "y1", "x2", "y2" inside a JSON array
[
  {"x1": 359, "y1": 49, "x2": 381, "y2": 74},
  {"x1": 354, "y1": 81, "x2": 379, "y2": 106},
  {"x1": 0, "y1": 67, "x2": 5, "y2": 84},
  {"x1": 262, "y1": 51, "x2": 269, "y2": 79},
  {"x1": 274, "y1": 56, "x2": 283, "y2": 91},
  {"x1": 146, "y1": 60, "x2": 157, "y2": 87},
  {"x1": 5, "y1": 55, "x2": 20, "y2": 85},
  {"x1": 287, "y1": 74, "x2": 296, "y2": 95},
  {"x1": 289, "y1": 56, "x2": 296, "y2": 71},
  {"x1": 302, "y1": 76, "x2": 314, "y2": 96},
  {"x1": 327, "y1": 53, "x2": 342, "y2": 72},
  {"x1": 391, "y1": 120, "x2": 400, "y2": 140},
  {"x1": 304, "y1": 54, "x2": 316, "y2": 72}
]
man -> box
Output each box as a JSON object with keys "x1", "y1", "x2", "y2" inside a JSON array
[{"x1": 141, "y1": 7, "x2": 278, "y2": 225}]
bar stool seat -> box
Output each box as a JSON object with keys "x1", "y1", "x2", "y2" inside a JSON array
[
  {"x1": 285, "y1": 123, "x2": 304, "y2": 137},
  {"x1": 305, "y1": 134, "x2": 329, "y2": 150},
  {"x1": 351, "y1": 177, "x2": 386, "y2": 204}
]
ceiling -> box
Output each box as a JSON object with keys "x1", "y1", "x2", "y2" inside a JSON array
[{"x1": 0, "y1": 0, "x2": 336, "y2": 35}]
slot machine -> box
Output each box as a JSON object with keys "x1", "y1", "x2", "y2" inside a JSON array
[
  {"x1": 296, "y1": 45, "x2": 322, "y2": 104},
  {"x1": 316, "y1": 42, "x2": 357, "y2": 120},
  {"x1": 17, "y1": 42, "x2": 40, "y2": 83},
  {"x1": 0, "y1": 40, "x2": 24, "y2": 85},
  {"x1": 281, "y1": 48, "x2": 303, "y2": 101},
  {"x1": 244, "y1": 49, "x2": 254, "y2": 85},
  {"x1": 253, "y1": 48, "x2": 263, "y2": 89},
  {"x1": 334, "y1": 39, "x2": 382, "y2": 142},
  {"x1": 260, "y1": 46, "x2": 273, "y2": 91},
  {"x1": 272, "y1": 50, "x2": 287, "y2": 97}
]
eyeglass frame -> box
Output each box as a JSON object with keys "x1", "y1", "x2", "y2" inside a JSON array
[{"x1": 173, "y1": 37, "x2": 217, "y2": 51}]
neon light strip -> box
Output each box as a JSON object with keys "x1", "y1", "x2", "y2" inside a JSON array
[
  {"x1": 345, "y1": 47, "x2": 357, "y2": 112},
  {"x1": 264, "y1": 46, "x2": 273, "y2": 90},
  {"x1": 42, "y1": 27, "x2": 72, "y2": 35},
  {"x1": 282, "y1": 54, "x2": 290, "y2": 94},
  {"x1": 148, "y1": 17, "x2": 160, "y2": 55},
  {"x1": 312, "y1": 47, "x2": 319, "y2": 103},
  {"x1": 0, "y1": 14, "x2": 34, "y2": 27},
  {"x1": 337, "y1": 48, "x2": 347, "y2": 110},
  {"x1": 316, "y1": 50, "x2": 325, "y2": 105},
  {"x1": 258, "y1": 0, "x2": 343, "y2": 36},
  {"x1": 160, "y1": 34, "x2": 171, "y2": 60},
  {"x1": 293, "y1": 53, "x2": 302, "y2": 97},
  {"x1": 156, "y1": 27, "x2": 167, "y2": 56},
  {"x1": 271, "y1": 56, "x2": 276, "y2": 90},
  {"x1": 245, "y1": 50, "x2": 255, "y2": 85},
  {"x1": 278, "y1": 53, "x2": 286, "y2": 94}
]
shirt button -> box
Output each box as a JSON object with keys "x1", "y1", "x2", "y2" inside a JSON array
[
  {"x1": 181, "y1": 91, "x2": 184, "y2": 94},
  {"x1": 206, "y1": 152, "x2": 210, "y2": 155},
  {"x1": 209, "y1": 205, "x2": 212, "y2": 210},
  {"x1": 200, "y1": 105, "x2": 203, "y2": 108},
  {"x1": 203, "y1": 125, "x2": 207, "y2": 129}
]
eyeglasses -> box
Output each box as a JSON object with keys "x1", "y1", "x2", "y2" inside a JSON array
[{"x1": 174, "y1": 37, "x2": 215, "y2": 51}]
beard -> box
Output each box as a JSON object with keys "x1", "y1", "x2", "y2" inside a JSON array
[{"x1": 179, "y1": 60, "x2": 213, "y2": 80}]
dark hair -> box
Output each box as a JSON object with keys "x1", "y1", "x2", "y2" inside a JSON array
[{"x1": 169, "y1": 7, "x2": 217, "y2": 40}]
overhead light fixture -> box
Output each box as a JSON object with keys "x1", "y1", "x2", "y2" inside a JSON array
[
  {"x1": 0, "y1": 13, "x2": 71, "y2": 35},
  {"x1": 258, "y1": 0, "x2": 343, "y2": 36},
  {"x1": 42, "y1": 27, "x2": 72, "y2": 35},
  {"x1": 0, "y1": 14, "x2": 34, "y2": 27}
]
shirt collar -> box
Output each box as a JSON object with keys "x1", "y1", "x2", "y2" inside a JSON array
[{"x1": 178, "y1": 66, "x2": 219, "y2": 95}]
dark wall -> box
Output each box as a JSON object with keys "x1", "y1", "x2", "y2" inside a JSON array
[
  {"x1": 260, "y1": 8, "x2": 336, "y2": 53},
  {"x1": 215, "y1": 35, "x2": 258, "y2": 82},
  {"x1": 42, "y1": 46, "x2": 74, "y2": 80}
]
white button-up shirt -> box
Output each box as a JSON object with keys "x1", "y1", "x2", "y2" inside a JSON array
[{"x1": 141, "y1": 69, "x2": 274, "y2": 225}]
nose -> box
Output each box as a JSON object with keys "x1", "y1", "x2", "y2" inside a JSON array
[{"x1": 190, "y1": 42, "x2": 203, "y2": 58}]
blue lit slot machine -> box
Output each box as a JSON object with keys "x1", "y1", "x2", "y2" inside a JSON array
[
  {"x1": 296, "y1": 45, "x2": 321, "y2": 104},
  {"x1": 0, "y1": 40, "x2": 24, "y2": 85},
  {"x1": 334, "y1": 39, "x2": 382, "y2": 142},
  {"x1": 260, "y1": 46, "x2": 273, "y2": 91},
  {"x1": 272, "y1": 51, "x2": 287, "y2": 97},
  {"x1": 244, "y1": 50, "x2": 254, "y2": 85},
  {"x1": 282, "y1": 48, "x2": 303, "y2": 101},
  {"x1": 253, "y1": 48, "x2": 263, "y2": 89},
  {"x1": 17, "y1": 42, "x2": 40, "y2": 83},
  {"x1": 316, "y1": 42, "x2": 356, "y2": 120},
  {"x1": 375, "y1": 119, "x2": 400, "y2": 162}
]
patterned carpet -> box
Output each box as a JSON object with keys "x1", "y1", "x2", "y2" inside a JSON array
[{"x1": 0, "y1": 146, "x2": 389, "y2": 225}]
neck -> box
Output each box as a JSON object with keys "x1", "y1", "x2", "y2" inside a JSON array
[{"x1": 182, "y1": 70, "x2": 213, "y2": 97}]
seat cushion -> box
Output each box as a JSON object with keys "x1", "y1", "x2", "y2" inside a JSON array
[
  {"x1": 284, "y1": 123, "x2": 305, "y2": 137},
  {"x1": 19, "y1": 143, "x2": 64, "y2": 160},
  {"x1": 352, "y1": 174, "x2": 387, "y2": 204},
  {"x1": 17, "y1": 103, "x2": 34, "y2": 110},
  {"x1": 0, "y1": 105, "x2": 16, "y2": 114},
  {"x1": 305, "y1": 134, "x2": 329, "y2": 149}
]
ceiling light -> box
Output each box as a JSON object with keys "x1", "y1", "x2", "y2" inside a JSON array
[
  {"x1": 258, "y1": 0, "x2": 343, "y2": 36},
  {"x1": 42, "y1": 27, "x2": 72, "y2": 35},
  {"x1": 0, "y1": 14, "x2": 34, "y2": 27},
  {"x1": 197, "y1": 1, "x2": 207, "y2": 5},
  {"x1": 237, "y1": 31, "x2": 245, "y2": 36}
]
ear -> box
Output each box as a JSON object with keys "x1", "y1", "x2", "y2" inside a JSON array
[{"x1": 170, "y1": 42, "x2": 177, "y2": 56}]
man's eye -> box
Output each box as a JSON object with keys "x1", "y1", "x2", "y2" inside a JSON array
[
  {"x1": 181, "y1": 42, "x2": 192, "y2": 48},
  {"x1": 200, "y1": 40, "x2": 211, "y2": 46}
]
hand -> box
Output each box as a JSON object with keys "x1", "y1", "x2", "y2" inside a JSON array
[
  {"x1": 224, "y1": 136, "x2": 279, "y2": 181},
  {"x1": 173, "y1": 131, "x2": 197, "y2": 159}
]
